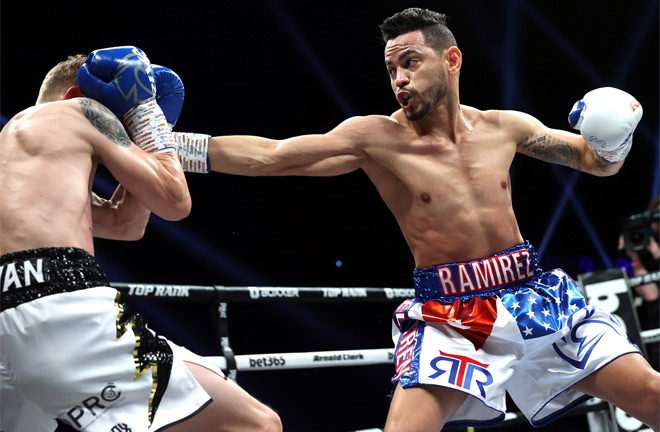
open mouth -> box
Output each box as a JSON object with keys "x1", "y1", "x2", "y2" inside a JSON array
[{"x1": 396, "y1": 91, "x2": 412, "y2": 109}]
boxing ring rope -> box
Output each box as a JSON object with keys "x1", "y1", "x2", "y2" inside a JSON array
[
  {"x1": 111, "y1": 276, "x2": 660, "y2": 372},
  {"x1": 111, "y1": 283, "x2": 415, "y2": 375},
  {"x1": 205, "y1": 348, "x2": 394, "y2": 372},
  {"x1": 111, "y1": 271, "x2": 659, "y2": 431}
]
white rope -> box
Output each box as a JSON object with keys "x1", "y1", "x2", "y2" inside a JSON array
[
  {"x1": 641, "y1": 328, "x2": 660, "y2": 344},
  {"x1": 206, "y1": 327, "x2": 660, "y2": 371},
  {"x1": 207, "y1": 348, "x2": 394, "y2": 371}
]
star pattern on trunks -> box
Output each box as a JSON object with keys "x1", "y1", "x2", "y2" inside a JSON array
[{"x1": 500, "y1": 273, "x2": 587, "y2": 340}]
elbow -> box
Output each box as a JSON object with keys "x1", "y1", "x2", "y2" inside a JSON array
[
  {"x1": 160, "y1": 195, "x2": 192, "y2": 221},
  {"x1": 172, "y1": 198, "x2": 193, "y2": 221},
  {"x1": 158, "y1": 177, "x2": 193, "y2": 221},
  {"x1": 175, "y1": 190, "x2": 193, "y2": 219},
  {"x1": 123, "y1": 225, "x2": 147, "y2": 241},
  {"x1": 583, "y1": 157, "x2": 624, "y2": 177},
  {"x1": 596, "y1": 160, "x2": 624, "y2": 177}
]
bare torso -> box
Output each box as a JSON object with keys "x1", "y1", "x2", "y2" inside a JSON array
[
  {"x1": 356, "y1": 105, "x2": 524, "y2": 268},
  {"x1": 0, "y1": 101, "x2": 98, "y2": 256},
  {"x1": 210, "y1": 93, "x2": 603, "y2": 267}
]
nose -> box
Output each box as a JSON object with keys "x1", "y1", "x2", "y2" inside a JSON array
[{"x1": 394, "y1": 69, "x2": 409, "y2": 88}]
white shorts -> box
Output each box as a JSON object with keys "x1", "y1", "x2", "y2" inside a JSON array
[
  {"x1": 0, "y1": 248, "x2": 225, "y2": 432},
  {"x1": 392, "y1": 242, "x2": 641, "y2": 428}
]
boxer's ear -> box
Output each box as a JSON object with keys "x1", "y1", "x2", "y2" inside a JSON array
[{"x1": 62, "y1": 86, "x2": 84, "y2": 100}]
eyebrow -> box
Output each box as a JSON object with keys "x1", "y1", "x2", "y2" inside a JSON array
[{"x1": 385, "y1": 48, "x2": 420, "y2": 66}]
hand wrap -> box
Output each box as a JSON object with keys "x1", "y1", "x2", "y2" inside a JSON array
[{"x1": 172, "y1": 132, "x2": 211, "y2": 173}]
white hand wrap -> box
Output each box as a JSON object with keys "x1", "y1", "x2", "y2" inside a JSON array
[
  {"x1": 596, "y1": 138, "x2": 633, "y2": 163},
  {"x1": 122, "y1": 98, "x2": 176, "y2": 154},
  {"x1": 172, "y1": 132, "x2": 211, "y2": 173}
]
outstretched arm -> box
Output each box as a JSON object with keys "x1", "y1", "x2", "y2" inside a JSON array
[
  {"x1": 150, "y1": 65, "x2": 379, "y2": 178},
  {"x1": 207, "y1": 130, "x2": 363, "y2": 177},
  {"x1": 176, "y1": 116, "x2": 374, "y2": 177}
]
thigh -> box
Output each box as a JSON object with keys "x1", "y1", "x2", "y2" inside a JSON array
[
  {"x1": 166, "y1": 361, "x2": 281, "y2": 432},
  {"x1": 572, "y1": 352, "x2": 660, "y2": 429},
  {"x1": 0, "y1": 362, "x2": 57, "y2": 432},
  {"x1": 384, "y1": 382, "x2": 467, "y2": 432}
]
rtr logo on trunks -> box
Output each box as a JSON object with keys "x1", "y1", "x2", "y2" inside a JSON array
[
  {"x1": 428, "y1": 350, "x2": 493, "y2": 398},
  {"x1": 110, "y1": 424, "x2": 132, "y2": 432}
]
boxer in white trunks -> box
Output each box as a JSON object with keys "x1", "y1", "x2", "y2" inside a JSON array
[
  {"x1": 165, "y1": 7, "x2": 659, "y2": 432},
  {"x1": 0, "y1": 48, "x2": 281, "y2": 432}
]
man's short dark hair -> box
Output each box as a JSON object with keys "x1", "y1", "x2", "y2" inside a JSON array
[{"x1": 379, "y1": 8, "x2": 457, "y2": 53}]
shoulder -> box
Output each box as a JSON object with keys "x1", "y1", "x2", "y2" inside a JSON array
[
  {"x1": 468, "y1": 106, "x2": 547, "y2": 142},
  {"x1": 463, "y1": 105, "x2": 539, "y2": 127},
  {"x1": 2, "y1": 101, "x2": 77, "y2": 133},
  {"x1": 71, "y1": 97, "x2": 119, "y2": 121},
  {"x1": 331, "y1": 114, "x2": 407, "y2": 148},
  {"x1": 31, "y1": 98, "x2": 118, "y2": 121},
  {"x1": 12, "y1": 98, "x2": 106, "y2": 125},
  {"x1": 330, "y1": 114, "x2": 405, "y2": 142},
  {"x1": 30, "y1": 99, "x2": 130, "y2": 150},
  {"x1": 334, "y1": 114, "x2": 400, "y2": 130}
]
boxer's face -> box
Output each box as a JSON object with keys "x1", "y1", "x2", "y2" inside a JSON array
[{"x1": 384, "y1": 30, "x2": 449, "y2": 120}]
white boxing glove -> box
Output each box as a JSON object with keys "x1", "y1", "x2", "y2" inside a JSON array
[{"x1": 568, "y1": 87, "x2": 643, "y2": 163}]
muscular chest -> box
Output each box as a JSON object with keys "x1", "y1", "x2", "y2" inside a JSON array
[{"x1": 403, "y1": 137, "x2": 513, "y2": 203}]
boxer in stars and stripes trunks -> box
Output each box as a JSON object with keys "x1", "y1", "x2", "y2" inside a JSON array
[
  {"x1": 142, "y1": 7, "x2": 659, "y2": 431},
  {"x1": 391, "y1": 241, "x2": 639, "y2": 428}
]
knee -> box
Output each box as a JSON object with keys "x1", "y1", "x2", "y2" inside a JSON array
[{"x1": 258, "y1": 406, "x2": 283, "y2": 432}]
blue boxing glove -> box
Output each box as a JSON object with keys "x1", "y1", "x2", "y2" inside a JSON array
[
  {"x1": 151, "y1": 65, "x2": 211, "y2": 172},
  {"x1": 78, "y1": 46, "x2": 156, "y2": 118},
  {"x1": 151, "y1": 64, "x2": 210, "y2": 170},
  {"x1": 78, "y1": 46, "x2": 175, "y2": 154},
  {"x1": 153, "y1": 65, "x2": 184, "y2": 129}
]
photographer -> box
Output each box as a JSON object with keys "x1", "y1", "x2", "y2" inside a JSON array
[{"x1": 620, "y1": 195, "x2": 660, "y2": 371}]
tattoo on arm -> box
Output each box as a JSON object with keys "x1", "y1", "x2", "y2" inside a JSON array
[
  {"x1": 78, "y1": 98, "x2": 132, "y2": 147},
  {"x1": 521, "y1": 134, "x2": 582, "y2": 169}
]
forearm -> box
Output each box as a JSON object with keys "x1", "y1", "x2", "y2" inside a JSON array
[
  {"x1": 174, "y1": 132, "x2": 362, "y2": 177},
  {"x1": 548, "y1": 128, "x2": 624, "y2": 176},
  {"x1": 146, "y1": 152, "x2": 192, "y2": 220},
  {"x1": 209, "y1": 135, "x2": 283, "y2": 176}
]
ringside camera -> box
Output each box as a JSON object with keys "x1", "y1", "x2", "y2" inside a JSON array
[{"x1": 621, "y1": 209, "x2": 660, "y2": 251}]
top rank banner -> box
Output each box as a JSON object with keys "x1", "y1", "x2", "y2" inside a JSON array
[{"x1": 111, "y1": 283, "x2": 416, "y2": 303}]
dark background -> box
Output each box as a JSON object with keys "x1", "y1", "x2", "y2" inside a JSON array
[{"x1": 1, "y1": 1, "x2": 658, "y2": 431}]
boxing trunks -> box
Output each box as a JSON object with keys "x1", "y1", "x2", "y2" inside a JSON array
[
  {"x1": 0, "y1": 247, "x2": 224, "y2": 432},
  {"x1": 391, "y1": 241, "x2": 641, "y2": 428}
]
